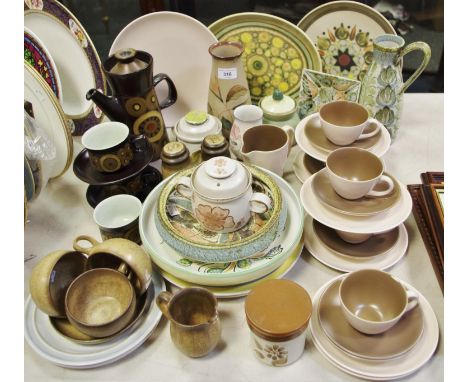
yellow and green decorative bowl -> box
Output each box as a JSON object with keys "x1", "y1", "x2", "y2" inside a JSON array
[{"x1": 155, "y1": 165, "x2": 285, "y2": 263}]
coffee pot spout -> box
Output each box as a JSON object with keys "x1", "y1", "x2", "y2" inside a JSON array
[{"x1": 86, "y1": 88, "x2": 126, "y2": 122}]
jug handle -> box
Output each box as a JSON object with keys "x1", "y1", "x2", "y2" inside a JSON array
[
  {"x1": 156, "y1": 291, "x2": 173, "y2": 321},
  {"x1": 73, "y1": 235, "x2": 100, "y2": 255},
  {"x1": 280, "y1": 125, "x2": 294, "y2": 154},
  {"x1": 396, "y1": 42, "x2": 431, "y2": 94},
  {"x1": 153, "y1": 73, "x2": 178, "y2": 110}
]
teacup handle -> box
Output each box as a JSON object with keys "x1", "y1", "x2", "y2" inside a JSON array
[
  {"x1": 404, "y1": 289, "x2": 419, "y2": 313},
  {"x1": 131, "y1": 134, "x2": 148, "y2": 151},
  {"x1": 367, "y1": 175, "x2": 394, "y2": 198},
  {"x1": 250, "y1": 192, "x2": 271, "y2": 214},
  {"x1": 175, "y1": 176, "x2": 193, "y2": 198},
  {"x1": 280, "y1": 125, "x2": 294, "y2": 154},
  {"x1": 357, "y1": 118, "x2": 380, "y2": 141},
  {"x1": 73, "y1": 235, "x2": 100, "y2": 255},
  {"x1": 156, "y1": 291, "x2": 173, "y2": 321}
]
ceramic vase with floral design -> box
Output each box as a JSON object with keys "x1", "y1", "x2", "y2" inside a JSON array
[
  {"x1": 207, "y1": 42, "x2": 252, "y2": 140},
  {"x1": 359, "y1": 35, "x2": 431, "y2": 140}
]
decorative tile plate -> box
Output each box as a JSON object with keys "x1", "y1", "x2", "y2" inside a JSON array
[
  {"x1": 298, "y1": 0, "x2": 396, "y2": 81},
  {"x1": 209, "y1": 12, "x2": 322, "y2": 103}
]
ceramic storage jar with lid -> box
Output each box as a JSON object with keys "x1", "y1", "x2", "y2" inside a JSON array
[
  {"x1": 245, "y1": 279, "x2": 312, "y2": 366},
  {"x1": 174, "y1": 111, "x2": 222, "y2": 153}
]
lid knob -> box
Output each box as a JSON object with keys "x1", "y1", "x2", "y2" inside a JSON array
[
  {"x1": 204, "y1": 157, "x2": 236, "y2": 179},
  {"x1": 272, "y1": 89, "x2": 284, "y2": 101},
  {"x1": 114, "y1": 48, "x2": 137, "y2": 63}
]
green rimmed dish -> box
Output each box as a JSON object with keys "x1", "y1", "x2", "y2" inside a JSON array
[
  {"x1": 209, "y1": 12, "x2": 321, "y2": 103},
  {"x1": 140, "y1": 167, "x2": 303, "y2": 286},
  {"x1": 155, "y1": 165, "x2": 284, "y2": 263}
]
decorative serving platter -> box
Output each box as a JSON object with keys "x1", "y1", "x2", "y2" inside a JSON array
[
  {"x1": 110, "y1": 11, "x2": 217, "y2": 128},
  {"x1": 24, "y1": 26, "x2": 62, "y2": 102},
  {"x1": 298, "y1": 0, "x2": 397, "y2": 81},
  {"x1": 24, "y1": 63, "x2": 73, "y2": 179},
  {"x1": 140, "y1": 168, "x2": 304, "y2": 286},
  {"x1": 24, "y1": 270, "x2": 165, "y2": 369},
  {"x1": 310, "y1": 274, "x2": 439, "y2": 380},
  {"x1": 24, "y1": 0, "x2": 105, "y2": 135},
  {"x1": 209, "y1": 12, "x2": 322, "y2": 103}
]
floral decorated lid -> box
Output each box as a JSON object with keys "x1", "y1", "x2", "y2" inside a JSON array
[
  {"x1": 245, "y1": 279, "x2": 312, "y2": 340},
  {"x1": 192, "y1": 157, "x2": 251, "y2": 200},
  {"x1": 260, "y1": 89, "x2": 297, "y2": 121},
  {"x1": 175, "y1": 111, "x2": 222, "y2": 143}
]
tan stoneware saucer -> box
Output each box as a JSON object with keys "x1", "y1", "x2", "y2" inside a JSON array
[
  {"x1": 313, "y1": 220, "x2": 399, "y2": 258},
  {"x1": 293, "y1": 150, "x2": 325, "y2": 183},
  {"x1": 312, "y1": 169, "x2": 401, "y2": 216},
  {"x1": 318, "y1": 278, "x2": 424, "y2": 360},
  {"x1": 50, "y1": 282, "x2": 153, "y2": 344},
  {"x1": 304, "y1": 113, "x2": 381, "y2": 153}
]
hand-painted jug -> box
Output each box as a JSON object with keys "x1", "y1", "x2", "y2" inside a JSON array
[
  {"x1": 359, "y1": 35, "x2": 431, "y2": 140},
  {"x1": 87, "y1": 48, "x2": 177, "y2": 159}
]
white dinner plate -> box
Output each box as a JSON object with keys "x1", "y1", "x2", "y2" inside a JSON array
[
  {"x1": 24, "y1": 271, "x2": 165, "y2": 369},
  {"x1": 139, "y1": 168, "x2": 304, "y2": 286},
  {"x1": 304, "y1": 216, "x2": 408, "y2": 272},
  {"x1": 24, "y1": 0, "x2": 105, "y2": 135},
  {"x1": 110, "y1": 11, "x2": 218, "y2": 128},
  {"x1": 300, "y1": 172, "x2": 412, "y2": 234},
  {"x1": 24, "y1": 63, "x2": 73, "y2": 179},
  {"x1": 295, "y1": 113, "x2": 391, "y2": 162},
  {"x1": 309, "y1": 274, "x2": 439, "y2": 380}
]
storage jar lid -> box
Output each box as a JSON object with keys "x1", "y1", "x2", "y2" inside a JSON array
[
  {"x1": 175, "y1": 111, "x2": 221, "y2": 143},
  {"x1": 161, "y1": 141, "x2": 189, "y2": 164},
  {"x1": 245, "y1": 279, "x2": 312, "y2": 339},
  {"x1": 192, "y1": 157, "x2": 250, "y2": 200},
  {"x1": 260, "y1": 89, "x2": 296, "y2": 120}
]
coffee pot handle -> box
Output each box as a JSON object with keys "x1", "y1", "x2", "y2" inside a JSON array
[
  {"x1": 153, "y1": 73, "x2": 178, "y2": 110},
  {"x1": 397, "y1": 42, "x2": 431, "y2": 94}
]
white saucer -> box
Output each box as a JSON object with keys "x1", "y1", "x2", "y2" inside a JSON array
[
  {"x1": 295, "y1": 113, "x2": 391, "y2": 162},
  {"x1": 300, "y1": 172, "x2": 412, "y2": 234},
  {"x1": 304, "y1": 216, "x2": 408, "y2": 272},
  {"x1": 24, "y1": 271, "x2": 165, "y2": 369},
  {"x1": 292, "y1": 150, "x2": 324, "y2": 183},
  {"x1": 309, "y1": 274, "x2": 439, "y2": 380}
]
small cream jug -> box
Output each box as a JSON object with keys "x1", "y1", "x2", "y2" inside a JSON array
[
  {"x1": 229, "y1": 105, "x2": 263, "y2": 159},
  {"x1": 175, "y1": 157, "x2": 271, "y2": 233}
]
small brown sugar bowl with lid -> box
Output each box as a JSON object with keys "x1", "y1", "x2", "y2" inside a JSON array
[{"x1": 245, "y1": 279, "x2": 312, "y2": 367}]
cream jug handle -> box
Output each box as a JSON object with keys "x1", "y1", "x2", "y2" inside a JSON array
[
  {"x1": 156, "y1": 291, "x2": 174, "y2": 321},
  {"x1": 73, "y1": 235, "x2": 100, "y2": 255},
  {"x1": 250, "y1": 192, "x2": 272, "y2": 214},
  {"x1": 397, "y1": 41, "x2": 431, "y2": 94},
  {"x1": 280, "y1": 125, "x2": 295, "y2": 153},
  {"x1": 175, "y1": 176, "x2": 193, "y2": 198}
]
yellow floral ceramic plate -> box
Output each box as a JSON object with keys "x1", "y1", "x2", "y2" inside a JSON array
[{"x1": 209, "y1": 12, "x2": 322, "y2": 103}]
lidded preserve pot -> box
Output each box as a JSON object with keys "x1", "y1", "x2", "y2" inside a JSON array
[{"x1": 245, "y1": 279, "x2": 312, "y2": 366}]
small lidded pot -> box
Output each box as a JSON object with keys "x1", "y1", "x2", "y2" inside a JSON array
[
  {"x1": 176, "y1": 157, "x2": 271, "y2": 233},
  {"x1": 201, "y1": 134, "x2": 230, "y2": 161},
  {"x1": 245, "y1": 279, "x2": 312, "y2": 367},
  {"x1": 174, "y1": 111, "x2": 222, "y2": 153},
  {"x1": 161, "y1": 141, "x2": 191, "y2": 179}
]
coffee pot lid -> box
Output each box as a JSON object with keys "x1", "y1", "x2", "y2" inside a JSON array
[{"x1": 109, "y1": 48, "x2": 149, "y2": 75}]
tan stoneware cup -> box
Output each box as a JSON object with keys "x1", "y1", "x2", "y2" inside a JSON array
[
  {"x1": 29, "y1": 250, "x2": 87, "y2": 317},
  {"x1": 156, "y1": 288, "x2": 221, "y2": 358},
  {"x1": 65, "y1": 268, "x2": 136, "y2": 338},
  {"x1": 73, "y1": 235, "x2": 152, "y2": 296},
  {"x1": 319, "y1": 100, "x2": 380, "y2": 146},
  {"x1": 339, "y1": 269, "x2": 419, "y2": 335},
  {"x1": 326, "y1": 147, "x2": 394, "y2": 200}
]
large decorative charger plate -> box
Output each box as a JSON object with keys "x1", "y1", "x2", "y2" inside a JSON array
[
  {"x1": 24, "y1": 63, "x2": 73, "y2": 179},
  {"x1": 24, "y1": 0, "x2": 105, "y2": 135},
  {"x1": 24, "y1": 27, "x2": 62, "y2": 102},
  {"x1": 24, "y1": 270, "x2": 165, "y2": 369},
  {"x1": 209, "y1": 13, "x2": 322, "y2": 103},
  {"x1": 310, "y1": 274, "x2": 439, "y2": 380},
  {"x1": 162, "y1": 240, "x2": 303, "y2": 299},
  {"x1": 298, "y1": 0, "x2": 396, "y2": 81},
  {"x1": 301, "y1": 173, "x2": 412, "y2": 234},
  {"x1": 111, "y1": 12, "x2": 217, "y2": 128},
  {"x1": 155, "y1": 166, "x2": 284, "y2": 263},
  {"x1": 140, "y1": 168, "x2": 304, "y2": 286}
]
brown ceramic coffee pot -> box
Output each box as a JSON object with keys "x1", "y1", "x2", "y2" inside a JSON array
[{"x1": 87, "y1": 48, "x2": 177, "y2": 159}]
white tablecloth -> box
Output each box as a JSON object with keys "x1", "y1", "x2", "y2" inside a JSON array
[{"x1": 24, "y1": 93, "x2": 444, "y2": 381}]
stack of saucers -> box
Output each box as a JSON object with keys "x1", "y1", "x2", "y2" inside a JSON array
[
  {"x1": 309, "y1": 273, "x2": 439, "y2": 379},
  {"x1": 139, "y1": 159, "x2": 304, "y2": 298},
  {"x1": 300, "y1": 148, "x2": 413, "y2": 272}
]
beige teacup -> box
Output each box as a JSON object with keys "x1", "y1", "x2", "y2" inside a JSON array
[
  {"x1": 240, "y1": 124, "x2": 294, "y2": 176},
  {"x1": 319, "y1": 100, "x2": 380, "y2": 146},
  {"x1": 339, "y1": 269, "x2": 419, "y2": 335},
  {"x1": 326, "y1": 147, "x2": 394, "y2": 200}
]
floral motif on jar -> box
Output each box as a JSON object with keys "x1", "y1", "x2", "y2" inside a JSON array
[{"x1": 254, "y1": 341, "x2": 289, "y2": 366}]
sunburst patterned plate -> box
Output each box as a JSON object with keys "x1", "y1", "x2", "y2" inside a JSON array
[
  {"x1": 209, "y1": 12, "x2": 321, "y2": 103},
  {"x1": 298, "y1": 1, "x2": 396, "y2": 81}
]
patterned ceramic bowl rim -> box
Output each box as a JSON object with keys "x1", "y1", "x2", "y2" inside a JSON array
[{"x1": 157, "y1": 165, "x2": 282, "y2": 251}]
